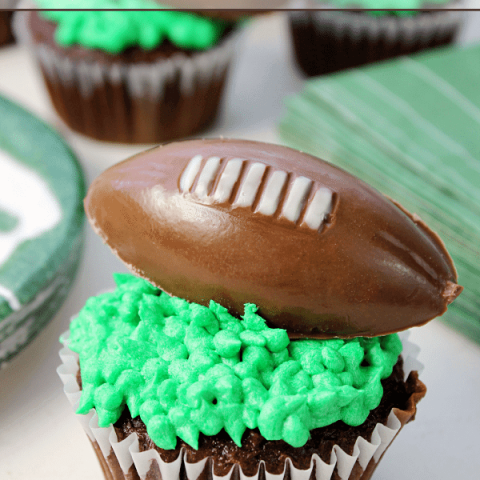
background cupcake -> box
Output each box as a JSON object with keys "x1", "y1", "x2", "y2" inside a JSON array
[
  {"x1": 289, "y1": 0, "x2": 463, "y2": 76},
  {"x1": 14, "y1": 0, "x2": 242, "y2": 143},
  {"x1": 0, "y1": 0, "x2": 18, "y2": 47},
  {"x1": 0, "y1": 12, "x2": 14, "y2": 47}
]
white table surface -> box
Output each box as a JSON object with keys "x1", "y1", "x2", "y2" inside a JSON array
[{"x1": 1, "y1": 10, "x2": 480, "y2": 480}]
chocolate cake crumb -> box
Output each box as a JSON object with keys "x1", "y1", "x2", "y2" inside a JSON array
[{"x1": 112, "y1": 359, "x2": 411, "y2": 476}]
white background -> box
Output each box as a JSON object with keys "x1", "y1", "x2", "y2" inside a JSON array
[{"x1": 1, "y1": 10, "x2": 480, "y2": 480}]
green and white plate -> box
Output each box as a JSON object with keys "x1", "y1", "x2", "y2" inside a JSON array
[{"x1": 0, "y1": 94, "x2": 85, "y2": 367}]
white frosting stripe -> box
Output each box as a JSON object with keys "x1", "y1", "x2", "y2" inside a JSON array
[
  {"x1": 179, "y1": 156, "x2": 334, "y2": 232},
  {"x1": 257, "y1": 170, "x2": 288, "y2": 216},
  {"x1": 0, "y1": 285, "x2": 21, "y2": 311},
  {"x1": 0, "y1": 150, "x2": 62, "y2": 270},
  {"x1": 194, "y1": 156, "x2": 221, "y2": 199},
  {"x1": 303, "y1": 187, "x2": 333, "y2": 230},
  {"x1": 213, "y1": 158, "x2": 244, "y2": 203},
  {"x1": 0, "y1": 274, "x2": 65, "y2": 326},
  {"x1": 179, "y1": 154, "x2": 203, "y2": 193},
  {"x1": 282, "y1": 176, "x2": 312, "y2": 223},
  {"x1": 233, "y1": 163, "x2": 266, "y2": 208}
]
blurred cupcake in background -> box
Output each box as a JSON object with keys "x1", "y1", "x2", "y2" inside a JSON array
[
  {"x1": 0, "y1": 12, "x2": 14, "y2": 47},
  {"x1": 289, "y1": 0, "x2": 463, "y2": 76},
  {"x1": 14, "y1": 0, "x2": 243, "y2": 143},
  {"x1": 0, "y1": 1, "x2": 18, "y2": 47}
]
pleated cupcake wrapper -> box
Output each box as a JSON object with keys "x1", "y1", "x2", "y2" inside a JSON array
[
  {"x1": 289, "y1": 0, "x2": 462, "y2": 51},
  {"x1": 13, "y1": 6, "x2": 238, "y2": 101},
  {"x1": 58, "y1": 331, "x2": 423, "y2": 480}
]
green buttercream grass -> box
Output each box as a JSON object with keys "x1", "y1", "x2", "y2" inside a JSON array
[
  {"x1": 66, "y1": 274, "x2": 403, "y2": 450},
  {"x1": 36, "y1": 0, "x2": 228, "y2": 54}
]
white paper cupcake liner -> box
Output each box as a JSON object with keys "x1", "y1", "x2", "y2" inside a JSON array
[
  {"x1": 25, "y1": 30, "x2": 237, "y2": 100},
  {"x1": 13, "y1": 4, "x2": 241, "y2": 143},
  {"x1": 58, "y1": 331, "x2": 424, "y2": 480},
  {"x1": 290, "y1": 2, "x2": 463, "y2": 46}
]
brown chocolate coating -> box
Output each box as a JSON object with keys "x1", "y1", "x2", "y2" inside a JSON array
[{"x1": 85, "y1": 139, "x2": 461, "y2": 338}]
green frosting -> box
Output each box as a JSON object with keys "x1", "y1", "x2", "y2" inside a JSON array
[
  {"x1": 66, "y1": 274, "x2": 402, "y2": 449},
  {"x1": 36, "y1": 0, "x2": 228, "y2": 54}
]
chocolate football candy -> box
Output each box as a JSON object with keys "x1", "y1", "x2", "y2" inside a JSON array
[{"x1": 85, "y1": 139, "x2": 461, "y2": 338}]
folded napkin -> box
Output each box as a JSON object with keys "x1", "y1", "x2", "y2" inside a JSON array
[{"x1": 279, "y1": 43, "x2": 480, "y2": 343}]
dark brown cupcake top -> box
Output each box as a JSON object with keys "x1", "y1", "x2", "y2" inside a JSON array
[
  {"x1": 113, "y1": 359, "x2": 426, "y2": 476},
  {"x1": 85, "y1": 139, "x2": 461, "y2": 338},
  {"x1": 28, "y1": 9, "x2": 234, "y2": 64}
]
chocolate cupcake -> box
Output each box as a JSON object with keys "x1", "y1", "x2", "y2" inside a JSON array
[
  {"x1": 58, "y1": 139, "x2": 461, "y2": 480},
  {"x1": 14, "y1": 1, "x2": 241, "y2": 143},
  {"x1": 0, "y1": 1, "x2": 18, "y2": 47},
  {"x1": 0, "y1": 11, "x2": 14, "y2": 47},
  {"x1": 289, "y1": 0, "x2": 463, "y2": 76}
]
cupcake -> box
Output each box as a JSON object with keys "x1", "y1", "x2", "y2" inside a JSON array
[
  {"x1": 0, "y1": 12, "x2": 14, "y2": 47},
  {"x1": 0, "y1": 94, "x2": 85, "y2": 367},
  {"x1": 0, "y1": 1, "x2": 18, "y2": 47},
  {"x1": 14, "y1": 1, "x2": 241, "y2": 143},
  {"x1": 289, "y1": 0, "x2": 463, "y2": 76},
  {"x1": 58, "y1": 139, "x2": 461, "y2": 480}
]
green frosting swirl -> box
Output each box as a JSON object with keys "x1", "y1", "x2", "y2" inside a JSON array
[
  {"x1": 66, "y1": 274, "x2": 402, "y2": 449},
  {"x1": 36, "y1": 0, "x2": 228, "y2": 54}
]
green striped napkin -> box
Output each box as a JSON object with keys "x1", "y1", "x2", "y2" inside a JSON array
[{"x1": 279, "y1": 44, "x2": 480, "y2": 343}]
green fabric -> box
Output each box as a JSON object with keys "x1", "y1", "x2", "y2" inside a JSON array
[
  {"x1": 279, "y1": 43, "x2": 480, "y2": 344},
  {"x1": 36, "y1": 0, "x2": 228, "y2": 54},
  {"x1": 0, "y1": 94, "x2": 85, "y2": 318},
  {"x1": 0, "y1": 210, "x2": 18, "y2": 233},
  {"x1": 66, "y1": 274, "x2": 402, "y2": 449},
  {"x1": 0, "y1": 94, "x2": 85, "y2": 366}
]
